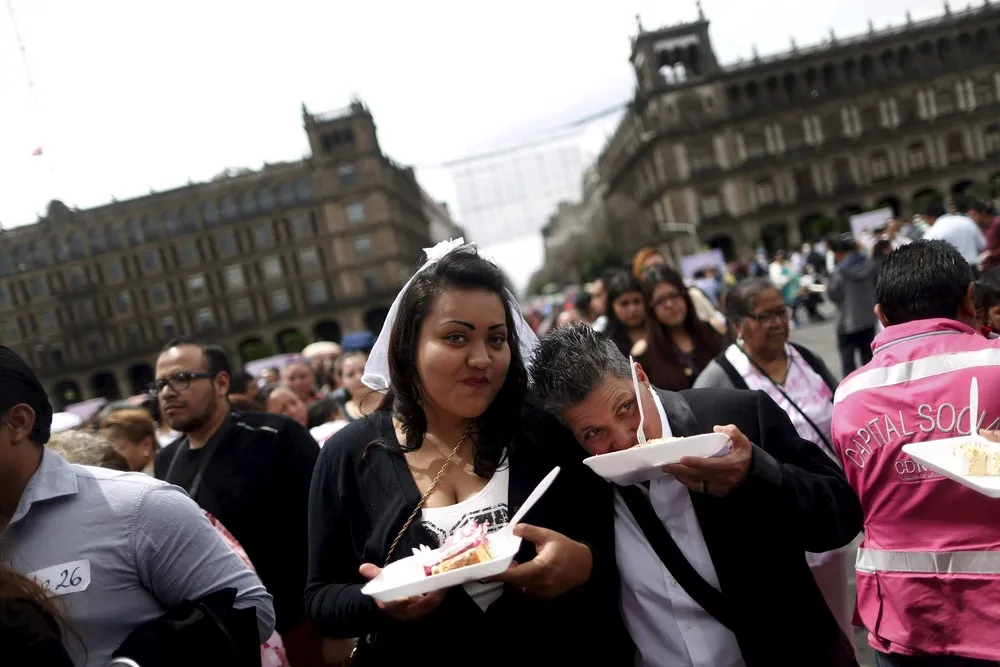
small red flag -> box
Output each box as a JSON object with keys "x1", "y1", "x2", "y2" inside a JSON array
[{"x1": 31, "y1": 147, "x2": 42, "y2": 156}]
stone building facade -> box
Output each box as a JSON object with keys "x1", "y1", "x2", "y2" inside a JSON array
[
  {"x1": 598, "y1": 3, "x2": 1000, "y2": 262},
  {"x1": 0, "y1": 101, "x2": 443, "y2": 408}
]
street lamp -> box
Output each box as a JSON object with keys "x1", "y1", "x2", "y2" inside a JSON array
[{"x1": 657, "y1": 222, "x2": 700, "y2": 246}]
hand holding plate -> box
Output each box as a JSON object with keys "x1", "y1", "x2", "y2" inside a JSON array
[
  {"x1": 359, "y1": 563, "x2": 446, "y2": 620},
  {"x1": 661, "y1": 424, "x2": 751, "y2": 496}
]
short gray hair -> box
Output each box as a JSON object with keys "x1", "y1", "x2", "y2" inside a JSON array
[
  {"x1": 48, "y1": 430, "x2": 130, "y2": 471},
  {"x1": 529, "y1": 323, "x2": 631, "y2": 414},
  {"x1": 723, "y1": 277, "x2": 780, "y2": 325}
]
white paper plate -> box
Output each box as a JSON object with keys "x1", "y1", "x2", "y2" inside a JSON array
[
  {"x1": 902, "y1": 437, "x2": 1000, "y2": 498},
  {"x1": 583, "y1": 432, "x2": 732, "y2": 486},
  {"x1": 361, "y1": 531, "x2": 521, "y2": 603}
]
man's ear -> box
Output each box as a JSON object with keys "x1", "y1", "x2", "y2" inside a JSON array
[
  {"x1": 216, "y1": 371, "x2": 231, "y2": 397},
  {"x1": 6, "y1": 404, "x2": 37, "y2": 444},
  {"x1": 874, "y1": 303, "x2": 891, "y2": 329}
]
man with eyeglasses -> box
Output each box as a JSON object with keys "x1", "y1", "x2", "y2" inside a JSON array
[{"x1": 153, "y1": 337, "x2": 322, "y2": 665}]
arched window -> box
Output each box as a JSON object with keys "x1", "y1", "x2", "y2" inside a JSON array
[
  {"x1": 240, "y1": 192, "x2": 257, "y2": 216},
  {"x1": 180, "y1": 206, "x2": 198, "y2": 232},
  {"x1": 164, "y1": 210, "x2": 181, "y2": 234},
  {"x1": 277, "y1": 182, "x2": 295, "y2": 207},
  {"x1": 783, "y1": 72, "x2": 797, "y2": 98},
  {"x1": 898, "y1": 46, "x2": 913, "y2": 71},
  {"x1": 127, "y1": 218, "x2": 144, "y2": 244},
  {"x1": 202, "y1": 201, "x2": 220, "y2": 225},
  {"x1": 29, "y1": 242, "x2": 45, "y2": 267},
  {"x1": 67, "y1": 232, "x2": 85, "y2": 259},
  {"x1": 295, "y1": 178, "x2": 311, "y2": 203},
  {"x1": 860, "y1": 55, "x2": 875, "y2": 82},
  {"x1": 880, "y1": 50, "x2": 895, "y2": 77},
  {"x1": 143, "y1": 215, "x2": 162, "y2": 241},
  {"x1": 50, "y1": 237, "x2": 68, "y2": 262},
  {"x1": 937, "y1": 38, "x2": 952, "y2": 63},
  {"x1": 821, "y1": 64, "x2": 836, "y2": 90},
  {"x1": 221, "y1": 196, "x2": 238, "y2": 220},
  {"x1": 89, "y1": 227, "x2": 106, "y2": 253},
  {"x1": 106, "y1": 225, "x2": 123, "y2": 249},
  {"x1": 257, "y1": 187, "x2": 275, "y2": 211}
]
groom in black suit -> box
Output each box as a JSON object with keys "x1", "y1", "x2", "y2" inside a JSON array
[{"x1": 530, "y1": 324, "x2": 862, "y2": 667}]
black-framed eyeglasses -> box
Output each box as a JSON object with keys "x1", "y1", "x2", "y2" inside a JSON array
[
  {"x1": 745, "y1": 305, "x2": 793, "y2": 326},
  {"x1": 148, "y1": 372, "x2": 217, "y2": 396}
]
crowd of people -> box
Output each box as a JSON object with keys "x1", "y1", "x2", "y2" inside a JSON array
[{"x1": 3, "y1": 201, "x2": 1000, "y2": 667}]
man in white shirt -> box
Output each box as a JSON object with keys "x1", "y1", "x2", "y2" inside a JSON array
[
  {"x1": 920, "y1": 201, "x2": 985, "y2": 267},
  {"x1": 530, "y1": 325, "x2": 862, "y2": 667}
]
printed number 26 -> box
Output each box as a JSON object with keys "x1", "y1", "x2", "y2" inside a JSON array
[{"x1": 55, "y1": 567, "x2": 82, "y2": 590}]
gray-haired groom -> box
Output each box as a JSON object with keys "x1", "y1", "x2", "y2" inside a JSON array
[{"x1": 530, "y1": 324, "x2": 862, "y2": 667}]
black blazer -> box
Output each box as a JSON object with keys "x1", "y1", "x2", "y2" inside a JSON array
[
  {"x1": 637, "y1": 387, "x2": 863, "y2": 666},
  {"x1": 304, "y1": 408, "x2": 633, "y2": 666}
]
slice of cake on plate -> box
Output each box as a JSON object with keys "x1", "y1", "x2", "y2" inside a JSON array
[
  {"x1": 954, "y1": 440, "x2": 1000, "y2": 476},
  {"x1": 423, "y1": 521, "x2": 493, "y2": 576}
]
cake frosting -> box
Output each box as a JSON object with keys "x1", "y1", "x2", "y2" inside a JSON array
[
  {"x1": 955, "y1": 439, "x2": 1000, "y2": 476},
  {"x1": 422, "y1": 521, "x2": 493, "y2": 576}
]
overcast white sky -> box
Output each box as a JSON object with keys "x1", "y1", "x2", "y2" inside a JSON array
[{"x1": 0, "y1": 0, "x2": 951, "y2": 289}]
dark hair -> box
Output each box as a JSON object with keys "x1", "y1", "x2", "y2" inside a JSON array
[
  {"x1": 876, "y1": 240, "x2": 974, "y2": 325},
  {"x1": 0, "y1": 564, "x2": 84, "y2": 658},
  {"x1": 0, "y1": 346, "x2": 53, "y2": 445},
  {"x1": 161, "y1": 337, "x2": 231, "y2": 377},
  {"x1": 974, "y1": 266, "x2": 1000, "y2": 325},
  {"x1": 724, "y1": 278, "x2": 783, "y2": 325},
  {"x1": 872, "y1": 239, "x2": 893, "y2": 259},
  {"x1": 229, "y1": 371, "x2": 253, "y2": 395},
  {"x1": 574, "y1": 291, "x2": 592, "y2": 316},
  {"x1": 828, "y1": 233, "x2": 858, "y2": 255},
  {"x1": 639, "y1": 265, "x2": 723, "y2": 390},
  {"x1": 530, "y1": 324, "x2": 631, "y2": 415},
  {"x1": 254, "y1": 383, "x2": 281, "y2": 408},
  {"x1": 307, "y1": 397, "x2": 341, "y2": 429},
  {"x1": 924, "y1": 201, "x2": 946, "y2": 218},
  {"x1": 379, "y1": 245, "x2": 526, "y2": 477},
  {"x1": 229, "y1": 394, "x2": 264, "y2": 414},
  {"x1": 603, "y1": 270, "x2": 644, "y2": 356}
]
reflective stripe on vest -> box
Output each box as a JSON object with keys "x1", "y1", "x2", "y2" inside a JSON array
[
  {"x1": 856, "y1": 547, "x2": 1000, "y2": 575},
  {"x1": 834, "y1": 347, "x2": 1000, "y2": 404}
]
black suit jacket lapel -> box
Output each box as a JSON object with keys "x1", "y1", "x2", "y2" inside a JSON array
[{"x1": 656, "y1": 388, "x2": 702, "y2": 438}]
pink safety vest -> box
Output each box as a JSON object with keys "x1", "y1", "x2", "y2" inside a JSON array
[{"x1": 832, "y1": 318, "x2": 1000, "y2": 660}]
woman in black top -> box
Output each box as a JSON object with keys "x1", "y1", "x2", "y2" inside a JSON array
[
  {"x1": 305, "y1": 245, "x2": 630, "y2": 665},
  {"x1": 633, "y1": 264, "x2": 725, "y2": 390}
]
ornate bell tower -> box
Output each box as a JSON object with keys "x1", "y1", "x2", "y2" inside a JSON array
[{"x1": 630, "y1": 2, "x2": 721, "y2": 97}]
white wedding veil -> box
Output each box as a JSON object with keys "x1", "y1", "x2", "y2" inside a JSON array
[{"x1": 361, "y1": 238, "x2": 539, "y2": 392}]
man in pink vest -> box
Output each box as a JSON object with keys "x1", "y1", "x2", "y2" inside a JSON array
[{"x1": 832, "y1": 240, "x2": 1000, "y2": 666}]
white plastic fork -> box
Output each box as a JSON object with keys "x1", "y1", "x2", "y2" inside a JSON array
[
  {"x1": 971, "y1": 377, "x2": 982, "y2": 440},
  {"x1": 629, "y1": 356, "x2": 647, "y2": 444}
]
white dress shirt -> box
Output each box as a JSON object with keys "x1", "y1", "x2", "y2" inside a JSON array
[
  {"x1": 615, "y1": 391, "x2": 744, "y2": 667},
  {"x1": 922, "y1": 214, "x2": 986, "y2": 265}
]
